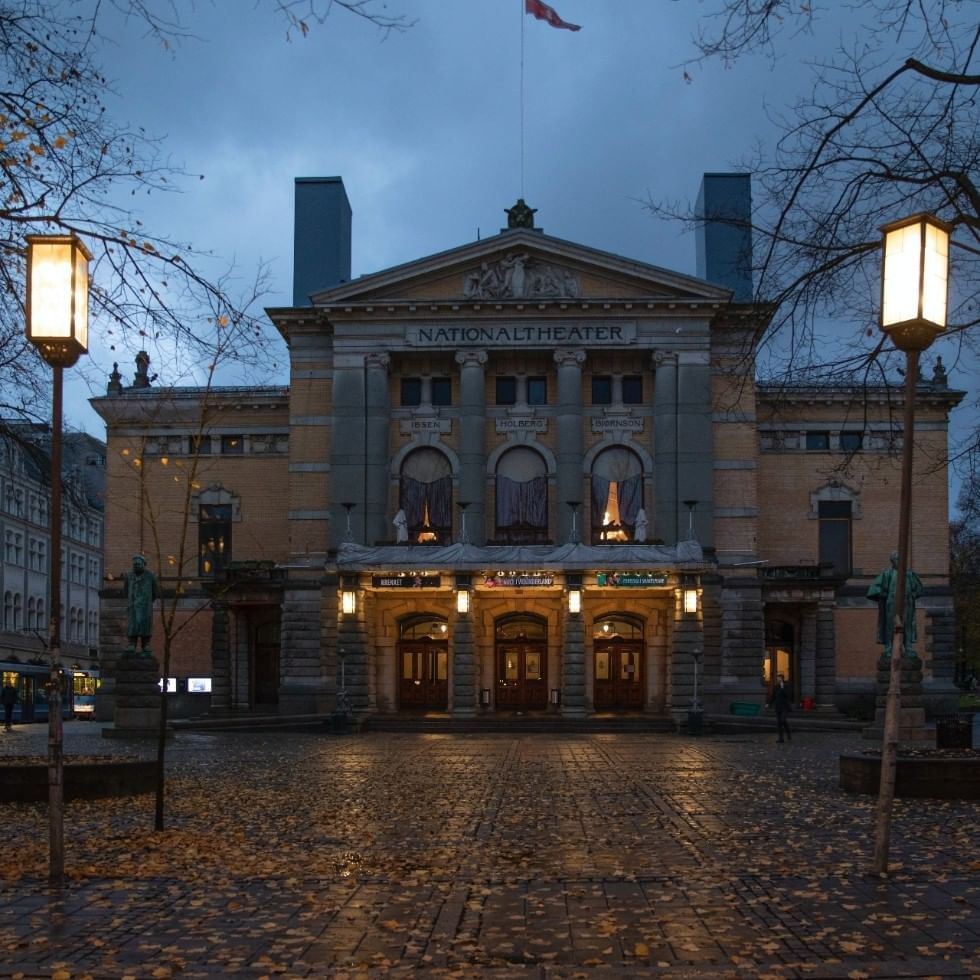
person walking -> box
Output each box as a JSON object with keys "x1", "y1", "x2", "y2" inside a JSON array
[
  {"x1": 769, "y1": 673, "x2": 792, "y2": 743},
  {"x1": 2, "y1": 680, "x2": 18, "y2": 732}
]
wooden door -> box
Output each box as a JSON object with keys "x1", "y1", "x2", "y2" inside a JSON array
[
  {"x1": 253, "y1": 621, "x2": 280, "y2": 706},
  {"x1": 399, "y1": 643, "x2": 448, "y2": 710},
  {"x1": 496, "y1": 642, "x2": 548, "y2": 710},
  {"x1": 594, "y1": 640, "x2": 643, "y2": 710}
]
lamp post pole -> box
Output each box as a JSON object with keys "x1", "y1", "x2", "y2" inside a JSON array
[
  {"x1": 872, "y1": 213, "x2": 951, "y2": 875},
  {"x1": 25, "y1": 233, "x2": 91, "y2": 886}
]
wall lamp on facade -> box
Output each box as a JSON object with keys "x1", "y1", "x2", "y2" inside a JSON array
[
  {"x1": 567, "y1": 572, "x2": 583, "y2": 615},
  {"x1": 455, "y1": 573, "x2": 471, "y2": 614},
  {"x1": 679, "y1": 575, "x2": 700, "y2": 614},
  {"x1": 340, "y1": 575, "x2": 357, "y2": 616}
]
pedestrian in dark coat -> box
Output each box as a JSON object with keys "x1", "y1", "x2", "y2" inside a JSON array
[
  {"x1": 768, "y1": 673, "x2": 792, "y2": 743},
  {"x1": 2, "y1": 681, "x2": 18, "y2": 731}
]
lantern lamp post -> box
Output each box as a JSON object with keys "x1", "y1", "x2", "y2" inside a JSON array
[
  {"x1": 873, "y1": 214, "x2": 951, "y2": 874},
  {"x1": 25, "y1": 233, "x2": 92, "y2": 886}
]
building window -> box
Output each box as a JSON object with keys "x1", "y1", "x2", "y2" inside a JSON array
[
  {"x1": 622, "y1": 376, "x2": 643, "y2": 405},
  {"x1": 199, "y1": 504, "x2": 233, "y2": 576},
  {"x1": 592, "y1": 375, "x2": 613, "y2": 405},
  {"x1": 527, "y1": 377, "x2": 547, "y2": 406},
  {"x1": 220, "y1": 435, "x2": 243, "y2": 454},
  {"x1": 840, "y1": 431, "x2": 863, "y2": 452},
  {"x1": 431, "y1": 377, "x2": 452, "y2": 406},
  {"x1": 495, "y1": 376, "x2": 517, "y2": 406},
  {"x1": 4, "y1": 530, "x2": 23, "y2": 565},
  {"x1": 591, "y1": 447, "x2": 645, "y2": 543},
  {"x1": 399, "y1": 448, "x2": 452, "y2": 544},
  {"x1": 400, "y1": 378, "x2": 423, "y2": 407},
  {"x1": 13, "y1": 593, "x2": 22, "y2": 631},
  {"x1": 806, "y1": 432, "x2": 830, "y2": 451},
  {"x1": 27, "y1": 597, "x2": 36, "y2": 630},
  {"x1": 819, "y1": 500, "x2": 852, "y2": 577},
  {"x1": 495, "y1": 447, "x2": 548, "y2": 543},
  {"x1": 190, "y1": 435, "x2": 211, "y2": 456},
  {"x1": 3, "y1": 591, "x2": 12, "y2": 631}
]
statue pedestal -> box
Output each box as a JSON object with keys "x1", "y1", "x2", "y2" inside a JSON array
[
  {"x1": 103, "y1": 652, "x2": 163, "y2": 740},
  {"x1": 863, "y1": 654, "x2": 931, "y2": 744}
]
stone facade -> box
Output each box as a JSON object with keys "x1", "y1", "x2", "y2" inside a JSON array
[{"x1": 90, "y1": 180, "x2": 963, "y2": 724}]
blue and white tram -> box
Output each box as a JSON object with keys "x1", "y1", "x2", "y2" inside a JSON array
[
  {"x1": 71, "y1": 668, "x2": 101, "y2": 718},
  {"x1": 0, "y1": 660, "x2": 74, "y2": 723}
]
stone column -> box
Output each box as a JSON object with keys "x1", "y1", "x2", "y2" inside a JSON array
[
  {"x1": 670, "y1": 589, "x2": 706, "y2": 725},
  {"x1": 365, "y1": 352, "x2": 391, "y2": 546},
  {"x1": 561, "y1": 609, "x2": 587, "y2": 718},
  {"x1": 451, "y1": 607, "x2": 477, "y2": 716},
  {"x1": 278, "y1": 579, "x2": 331, "y2": 714},
  {"x1": 554, "y1": 349, "x2": 585, "y2": 544},
  {"x1": 676, "y1": 353, "x2": 714, "y2": 548},
  {"x1": 455, "y1": 350, "x2": 488, "y2": 544},
  {"x1": 209, "y1": 601, "x2": 231, "y2": 711},
  {"x1": 653, "y1": 352, "x2": 679, "y2": 545},
  {"x1": 719, "y1": 577, "x2": 765, "y2": 703},
  {"x1": 815, "y1": 597, "x2": 836, "y2": 708},
  {"x1": 330, "y1": 355, "x2": 367, "y2": 548},
  {"x1": 337, "y1": 580, "x2": 369, "y2": 715},
  {"x1": 799, "y1": 605, "x2": 817, "y2": 704}
]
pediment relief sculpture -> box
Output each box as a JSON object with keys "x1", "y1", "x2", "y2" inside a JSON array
[{"x1": 463, "y1": 253, "x2": 579, "y2": 300}]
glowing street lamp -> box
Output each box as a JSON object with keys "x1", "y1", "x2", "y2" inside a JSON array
[
  {"x1": 25, "y1": 233, "x2": 92, "y2": 886},
  {"x1": 873, "y1": 214, "x2": 951, "y2": 875}
]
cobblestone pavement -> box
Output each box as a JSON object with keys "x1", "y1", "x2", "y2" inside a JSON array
[{"x1": 2, "y1": 723, "x2": 980, "y2": 978}]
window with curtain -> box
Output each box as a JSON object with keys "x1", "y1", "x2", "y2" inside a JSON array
[
  {"x1": 591, "y1": 447, "x2": 644, "y2": 543},
  {"x1": 399, "y1": 449, "x2": 453, "y2": 544},
  {"x1": 495, "y1": 447, "x2": 548, "y2": 542}
]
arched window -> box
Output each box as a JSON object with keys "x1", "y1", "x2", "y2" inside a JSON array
[
  {"x1": 399, "y1": 449, "x2": 453, "y2": 544},
  {"x1": 13, "y1": 593, "x2": 22, "y2": 631},
  {"x1": 3, "y1": 591, "x2": 12, "y2": 630},
  {"x1": 27, "y1": 596, "x2": 36, "y2": 630},
  {"x1": 591, "y1": 447, "x2": 644, "y2": 543},
  {"x1": 495, "y1": 447, "x2": 548, "y2": 543}
]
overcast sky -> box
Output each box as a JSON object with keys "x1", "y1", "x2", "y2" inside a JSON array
[{"x1": 64, "y1": 0, "x2": 974, "y2": 506}]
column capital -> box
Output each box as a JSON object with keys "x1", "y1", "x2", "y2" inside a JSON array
[
  {"x1": 553, "y1": 349, "x2": 586, "y2": 368},
  {"x1": 652, "y1": 350, "x2": 678, "y2": 368},
  {"x1": 365, "y1": 352, "x2": 391, "y2": 371},
  {"x1": 455, "y1": 349, "x2": 488, "y2": 367}
]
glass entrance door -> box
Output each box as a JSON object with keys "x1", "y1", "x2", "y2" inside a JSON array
[
  {"x1": 495, "y1": 643, "x2": 547, "y2": 710},
  {"x1": 594, "y1": 641, "x2": 643, "y2": 710},
  {"x1": 399, "y1": 643, "x2": 448, "y2": 710}
]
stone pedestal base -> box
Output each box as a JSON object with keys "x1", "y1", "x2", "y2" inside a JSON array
[
  {"x1": 863, "y1": 653, "x2": 931, "y2": 744},
  {"x1": 104, "y1": 652, "x2": 162, "y2": 740}
]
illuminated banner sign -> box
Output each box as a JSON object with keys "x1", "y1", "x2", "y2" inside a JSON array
[
  {"x1": 372, "y1": 575, "x2": 441, "y2": 588},
  {"x1": 483, "y1": 573, "x2": 555, "y2": 588},
  {"x1": 596, "y1": 571, "x2": 668, "y2": 587}
]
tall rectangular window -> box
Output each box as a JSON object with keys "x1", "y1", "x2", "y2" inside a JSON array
[
  {"x1": 495, "y1": 376, "x2": 517, "y2": 405},
  {"x1": 431, "y1": 377, "x2": 452, "y2": 406},
  {"x1": 622, "y1": 376, "x2": 643, "y2": 404},
  {"x1": 199, "y1": 504, "x2": 232, "y2": 576},
  {"x1": 400, "y1": 378, "x2": 422, "y2": 407},
  {"x1": 592, "y1": 376, "x2": 613, "y2": 405},
  {"x1": 527, "y1": 377, "x2": 547, "y2": 405},
  {"x1": 819, "y1": 501, "x2": 852, "y2": 577}
]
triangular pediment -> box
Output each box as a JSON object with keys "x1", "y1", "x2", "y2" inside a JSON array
[{"x1": 309, "y1": 229, "x2": 731, "y2": 306}]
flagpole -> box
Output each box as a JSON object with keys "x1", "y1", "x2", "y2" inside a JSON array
[{"x1": 520, "y1": 0, "x2": 526, "y2": 200}]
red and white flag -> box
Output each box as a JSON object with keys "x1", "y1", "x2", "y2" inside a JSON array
[{"x1": 525, "y1": 0, "x2": 581, "y2": 32}]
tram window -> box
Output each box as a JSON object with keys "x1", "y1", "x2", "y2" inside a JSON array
[
  {"x1": 526, "y1": 652, "x2": 542, "y2": 681},
  {"x1": 595, "y1": 650, "x2": 610, "y2": 680}
]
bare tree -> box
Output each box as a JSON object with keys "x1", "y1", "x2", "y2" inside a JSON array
[
  {"x1": 0, "y1": 0, "x2": 410, "y2": 425},
  {"x1": 653, "y1": 1, "x2": 979, "y2": 424}
]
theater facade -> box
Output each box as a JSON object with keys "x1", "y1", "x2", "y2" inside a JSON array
[{"x1": 92, "y1": 176, "x2": 963, "y2": 723}]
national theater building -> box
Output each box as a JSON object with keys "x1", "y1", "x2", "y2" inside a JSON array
[{"x1": 92, "y1": 174, "x2": 963, "y2": 723}]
